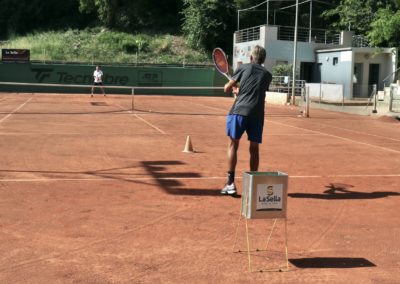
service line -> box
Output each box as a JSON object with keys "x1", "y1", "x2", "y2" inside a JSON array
[
  {"x1": 114, "y1": 103, "x2": 166, "y2": 135},
  {"x1": 0, "y1": 96, "x2": 33, "y2": 124}
]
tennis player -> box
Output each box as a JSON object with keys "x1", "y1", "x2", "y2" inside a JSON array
[
  {"x1": 221, "y1": 45, "x2": 272, "y2": 196},
  {"x1": 91, "y1": 65, "x2": 106, "y2": 97}
]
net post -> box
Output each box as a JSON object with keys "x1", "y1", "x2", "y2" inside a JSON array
[{"x1": 131, "y1": 88, "x2": 135, "y2": 111}]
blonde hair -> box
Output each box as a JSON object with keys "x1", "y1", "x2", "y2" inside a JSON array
[{"x1": 251, "y1": 45, "x2": 266, "y2": 64}]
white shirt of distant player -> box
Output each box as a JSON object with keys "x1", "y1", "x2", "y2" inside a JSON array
[{"x1": 93, "y1": 70, "x2": 103, "y2": 83}]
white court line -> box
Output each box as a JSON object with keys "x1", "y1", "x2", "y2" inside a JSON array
[
  {"x1": 2, "y1": 174, "x2": 400, "y2": 182},
  {"x1": 267, "y1": 133, "x2": 322, "y2": 136},
  {"x1": 133, "y1": 114, "x2": 166, "y2": 134},
  {"x1": 0, "y1": 97, "x2": 33, "y2": 124},
  {"x1": 287, "y1": 117, "x2": 400, "y2": 143},
  {"x1": 269, "y1": 120, "x2": 400, "y2": 154},
  {"x1": 186, "y1": 101, "x2": 228, "y2": 112},
  {"x1": 114, "y1": 103, "x2": 166, "y2": 135}
]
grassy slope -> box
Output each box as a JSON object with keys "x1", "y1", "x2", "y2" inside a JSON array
[{"x1": 0, "y1": 28, "x2": 211, "y2": 65}]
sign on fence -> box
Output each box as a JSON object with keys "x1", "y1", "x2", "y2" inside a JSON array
[{"x1": 2, "y1": 49, "x2": 30, "y2": 63}]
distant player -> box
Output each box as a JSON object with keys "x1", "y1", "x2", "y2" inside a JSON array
[
  {"x1": 91, "y1": 65, "x2": 106, "y2": 97},
  {"x1": 221, "y1": 45, "x2": 272, "y2": 196}
]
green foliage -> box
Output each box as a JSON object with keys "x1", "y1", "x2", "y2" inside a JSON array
[
  {"x1": 272, "y1": 64, "x2": 293, "y2": 77},
  {"x1": 368, "y1": 8, "x2": 400, "y2": 47},
  {"x1": 322, "y1": 0, "x2": 398, "y2": 35},
  {"x1": 78, "y1": 0, "x2": 183, "y2": 32},
  {"x1": 0, "y1": 0, "x2": 90, "y2": 39},
  {"x1": 181, "y1": 0, "x2": 236, "y2": 52},
  {"x1": 0, "y1": 29, "x2": 209, "y2": 64},
  {"x1": 322, "y1": 0, "x2": 372, "y2": 34},
  {"x1": 322, "y1": 0, "x2": 400, "y2": 48}
]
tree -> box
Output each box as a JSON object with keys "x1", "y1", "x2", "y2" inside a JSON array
[
  {"x1": 0, "y1": 0, "x2": 88, "y2": 39},
  {"x1": 181, "y1": 0, "x2": 236, "y2": 52},
  {"x1": 79, "y1": 0, "x2": 183, "y2": 32},
  {"x1": 368, "y1": 8, "x2": 400, "y2": 47},
  {"x1": 322, "y1": 0, "x2": 398, "y2": 35}
]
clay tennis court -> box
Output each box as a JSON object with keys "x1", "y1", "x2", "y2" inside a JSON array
[{"x1": 1, "y1": 92, "x2": 399, "y2": 283}]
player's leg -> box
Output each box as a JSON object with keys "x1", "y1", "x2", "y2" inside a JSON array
[
  {"x1": 222, "y1": 114, "x2": 247, "y2": 195},
  {"x1": 249, "y1": 141, "x2": 259, "y2": 171},
  {"x1": 91, "y1": 85, "x2": 95, "y2": 97},
  {"x1": 246, "y1": 116, "x2": 264, "y2": 171},
  {"x1": 228, "y1": 137, "x2": 240, "y2": 173},
  {"x1": 222, "y1": 137, "x2": 240, "y2": 195}
]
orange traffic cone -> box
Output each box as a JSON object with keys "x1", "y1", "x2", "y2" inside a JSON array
[{"x1": 182, "y1": 135, "x2": 194, "y2": 153}]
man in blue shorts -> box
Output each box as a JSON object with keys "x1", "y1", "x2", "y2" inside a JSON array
[{"x1": 221, "y1": 45, "x2": 272, "y2": 196}]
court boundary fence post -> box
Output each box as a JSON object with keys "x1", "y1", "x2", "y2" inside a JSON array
[{"x1": 304, "y1": 86, "x2": 310, "y2": 118}]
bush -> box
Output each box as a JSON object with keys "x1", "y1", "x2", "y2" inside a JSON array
[
  {"x1": 0, "y1": 29, "x2": 211, "y2": 64},
  {"x1": 272, "y1": 64, "x2": 293, "y2": 77}
]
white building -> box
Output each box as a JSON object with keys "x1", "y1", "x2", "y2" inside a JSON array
[{"x1": 233, "y1": 25, "x2": 397, "y2": 100}]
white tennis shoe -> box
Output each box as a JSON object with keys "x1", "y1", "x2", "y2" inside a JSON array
[{"x1": 221, "y1": 183, "x2": 237, "y2": 195}]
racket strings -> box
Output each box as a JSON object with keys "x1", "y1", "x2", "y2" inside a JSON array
[{"x1": 213, "y1": 53, "x2": 228, "y2": 73}]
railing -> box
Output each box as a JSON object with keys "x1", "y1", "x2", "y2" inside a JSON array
[
  {"x1": 235, "y1": 26, "x2": 261, "y2": 43},
  {"x1": 235, "y1": 25, "x2": 341, "y2": 44},
  {"x1": 269, "y1": 76, "x2": 305, "y2": 97},
  {"x1": 277, "y1": 26, "x2": 340, "y2": 44},
  {"x1": 352, "y1": 35, "x2": 370, "y2": 48}
]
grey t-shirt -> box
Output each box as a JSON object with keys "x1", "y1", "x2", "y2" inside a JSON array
[{"x1": 229, "y1": 63, "x2": 272, "y2": 118}]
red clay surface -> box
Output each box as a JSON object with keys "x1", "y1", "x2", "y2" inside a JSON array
[{"x1": 0, "y1": 92, "x2": 400, "y2": 283}]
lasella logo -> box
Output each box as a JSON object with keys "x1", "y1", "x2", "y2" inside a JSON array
[
  {"x1": 259, "y1": 185, "x2": 279, "y2": 202},
  {"x1": 31, "y1": 68, "x2": 53, "y2": 83},
  {"x1": 266, "y1": 185, "x2": 274, "y2": 196},
  {"x1": 256, "y1": 184, "x2": 283, "y2": 211}
]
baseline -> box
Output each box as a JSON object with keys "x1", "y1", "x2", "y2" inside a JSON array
[
  {"x1": 269, "y1": 120, "x2": 400, "y2": 154},
  {"x1": 2, "y1": 174, "x2": 400, "y2": 182}
]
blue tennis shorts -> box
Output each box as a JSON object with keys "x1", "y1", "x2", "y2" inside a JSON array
[{"x1": 226, "y1": 114, "x2": 264, "y2": 143}]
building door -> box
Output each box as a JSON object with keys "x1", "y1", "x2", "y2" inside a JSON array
[
  {"x1": 368, "y1": 64, "x2": 380, "y2": 95},
  {"x1": 300, "y1": 62, "x2": 314, "y2": 82}
]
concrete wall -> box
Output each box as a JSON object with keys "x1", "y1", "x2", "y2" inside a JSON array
[
  {"x1": 354, "y1": 50, "x2": 394, "y2": 91},
  {"x1": 265, "y1": 91, "x2": 289, "y2": 105},
  {"x1": 316, "y1": 50, "x2": 353, "y2": 99},
  {"x1": 233, "y1": 25, "x2": 266, "y2": 70},
  {"x1": 233, "y1": 25, "x2": 342, "y2": 72},
  {"x1": 306, "y1": 83, "x2": 344, "y2": 102},
  {"x1": 315, "y1": 48, "x2": 396, "y2": 99},
  {"x1": 0, "y1": 63, "x2": 226, "y2": 96}
]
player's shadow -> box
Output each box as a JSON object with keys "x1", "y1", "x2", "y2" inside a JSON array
[
  {"x1": 0, "y1": 161, "x2": 231, "y2": 197},
  {"x1": 288, "y1": 183, "x2": 400, "y2": 200},
  {"x1": 141, "y1": 160, "x2": 226, "y2": 196},
  {"x1": 289, "y1": 257, "x2": 376, "y2": 269}
]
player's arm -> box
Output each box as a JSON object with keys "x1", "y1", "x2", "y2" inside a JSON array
[
  {"x1": 225, "y1": 66, "x2": 243, "y2": 97},
  {"x1": 224, "y1": 80, "x2": 239, "y2": 98},
  {"x1": 224, "y1": 79, "x2": 237, "y2": 94}
]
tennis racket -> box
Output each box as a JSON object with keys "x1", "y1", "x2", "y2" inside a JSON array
[{"x1": 212, "y1": 48, "x2": 231, "y2": 80}]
